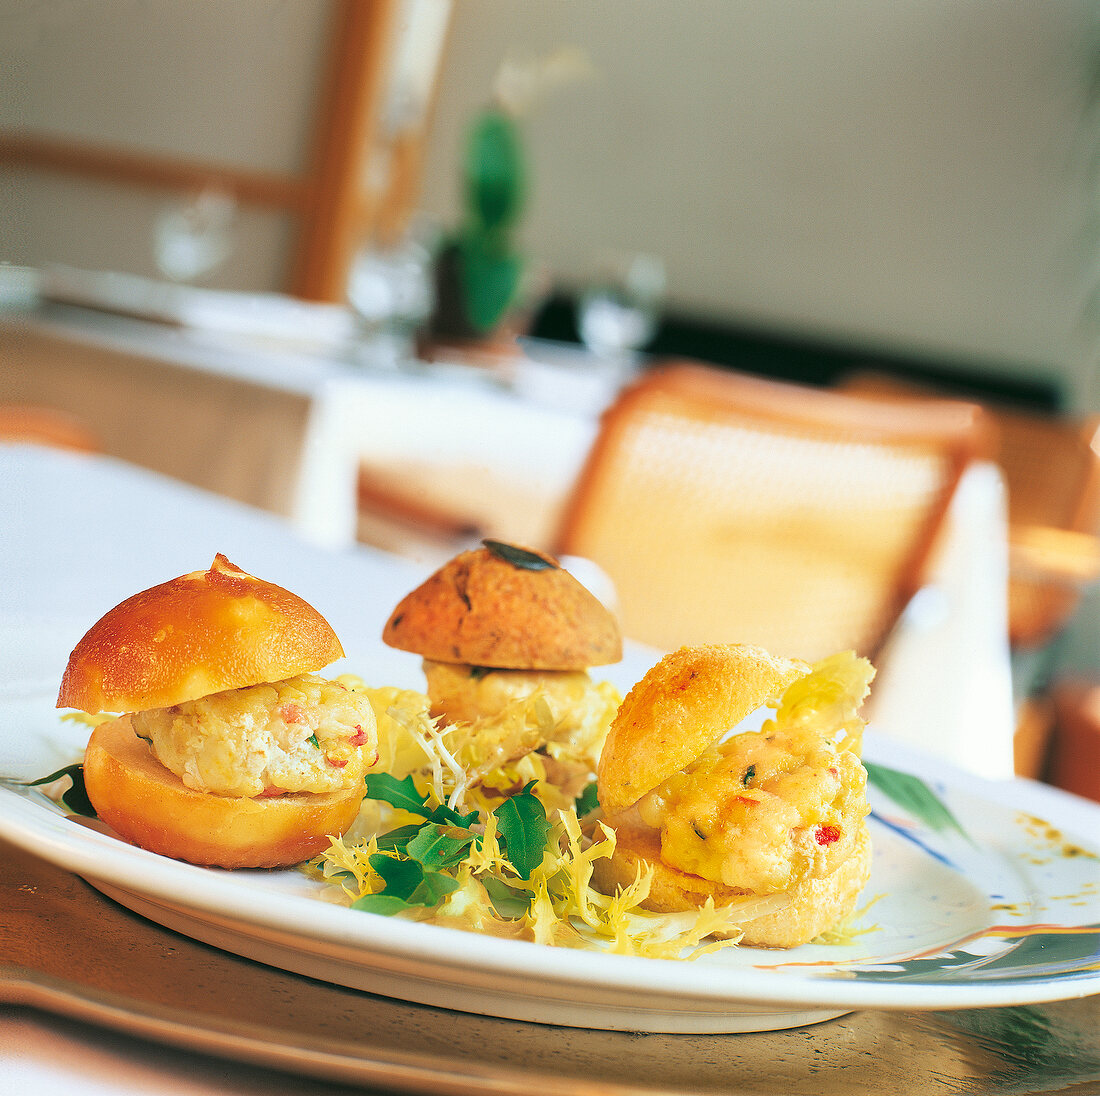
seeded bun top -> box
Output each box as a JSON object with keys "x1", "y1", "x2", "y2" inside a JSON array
[
  {"x1": 382, "y1": 540, "x2": 622, "y2": 671},
  {"x1": 597, "y1": 643, "x2": 808, "y2": 814},
  {"x1": 57, "y1": 554, "x2": 343, "y2": 714}
]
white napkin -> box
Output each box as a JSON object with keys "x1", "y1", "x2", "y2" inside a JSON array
[{"x1": 867, "y1": 462, "x2": 1017, "y2": 780}]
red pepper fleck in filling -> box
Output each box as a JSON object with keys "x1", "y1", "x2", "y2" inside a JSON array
[
  {"x1": 347, "y1": 725, "x2": 368, "y2": 746},
  {"x1": 326, "y1": 756, "x2": 348, "y2": 768},
  {"x1": 815, "y1": 824, "x2": 841, "y2": 846},
  {"x1": 280, "y1": 703, "x2": 306, "y2": 724}
]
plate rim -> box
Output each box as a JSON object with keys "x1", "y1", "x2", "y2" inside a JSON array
[{"x1": 2, "y1": 738, "x2": 1098, "y2": 1018}]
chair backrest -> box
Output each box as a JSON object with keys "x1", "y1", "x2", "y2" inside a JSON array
[
  {"x1": 838, "y1": 370, "x2": 1100, "y2": 649},
  {"x1": 555, "y1": 362, "x2": 991, "y2": 662},
  {"x1": 998, "y1": 410, "x2": 1100, "y2": 647},
  {"x1": 0, "y1": 403, "x2": 100, "y2": 453}
]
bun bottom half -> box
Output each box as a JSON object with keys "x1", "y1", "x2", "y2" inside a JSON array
[
  {"x1": 83, "y1": 716, "x2": 365, "y2": 869},
  {"x1": 592, "y1": 820, "x2": 872, "y2": 948}
]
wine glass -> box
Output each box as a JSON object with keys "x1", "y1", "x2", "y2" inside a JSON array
[
  {"x1": 346, "y1": 224, "x2": 436, "y2": 369},
  {"x1": 577, "y1": 252, "x2": 665, "y2": 381},
  {"x1": 153, "y1": 188, "x2": 236, "y2": 283}
]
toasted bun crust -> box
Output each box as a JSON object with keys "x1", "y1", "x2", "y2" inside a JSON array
[
  {"x1": 83, "y1": 716, "x2": 365, "y2": 868},
  {"x1": 57, "y1": 555, "x2": 344, "y2": 714},
  {"x1": 597, "y1": 644, "x2": 808, "y2": 814},
  {"x1": 382, "y1": 541, "x2": 622, "y2": 670},
  {"x1": 591, "y1": 819, "x2": 872, "y2": 948}
]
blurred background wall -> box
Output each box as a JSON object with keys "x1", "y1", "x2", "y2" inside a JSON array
[
  {"x1": 2, "y1": 0, "x2": 1096, "y2": 408},
  {"x1": 424, "y1": 1, "x2": 1096, "y2": 410}
]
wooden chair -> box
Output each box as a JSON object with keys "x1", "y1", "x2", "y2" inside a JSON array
[
  {"x1": 1045, "y1": 677, "x2": 1100, "y2": 802},
  {"x1": 0, "y1": 403, "x2": 100, "y2": 453},
  {"x1": 834, "y1": 371, "x2": 1100, "y2": 779},
  {"x1": 555, "y1": 361, "x2": 992, "y2": 662},
  {"x1": 998, "y1": 411, "x2": 1100, "y2": 649},
  {"x1": 838, "y1": 371, "x2": 1100, "y2": 649}
]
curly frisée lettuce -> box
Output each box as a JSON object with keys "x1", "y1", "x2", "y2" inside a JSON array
[
  {"x1": 313, "y1": 776, "x2": 788, "y2": 957},
  {"x1": 766, "y1": 649, "x2": 875, "y2": 750},
  {"x1": 334, "y1": 675, "x2": 614, "y2": 824},
  {"x1": 312, "y1": 679, "x2": 781, "y2": 956}
]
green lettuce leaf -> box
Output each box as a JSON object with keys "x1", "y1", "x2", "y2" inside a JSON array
[
  {"x1": 405, "y1": 824, "x2": 476, "y2": 870},
  {"x1": 481, "y1": 876, "x2": 532, "y2": 918},
  {"x1": 364, "y1": 773, "x2": 431, "y2": 817},
  {"x1": 23, "y1": 763, "x2": 96, "y2": 817},
  {"x1": 575, "y1": 781, "x2": 600, "y2": 818},
  {"x1": 372, "y1": 823, "x2": 425, "y2": 855},
  {"x1": 367, "y1": 851, "x2": 461, "y2": 909},
  {"x1": 351, "y1": 893, "x2": 415, "y2": 916},
  {"x1": 494, "y1": 783, "x2": 551, "y2": 880},
  {"x1": 865, "y1": 760, "x2": 968, "y2": 838},
  {"x1": 363, "y1": 772, "x2": 477, "y2": 828}
]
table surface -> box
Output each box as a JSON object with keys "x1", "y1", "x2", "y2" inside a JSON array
[
  {"x1": 3, "y1": 445, "x2": 1098, "y2": 1095},
  {"x1": 3, "y1": 303, "x2": 609, "y2": 553},
  {"x1": 4, "y1": 837, "x2": 1099, "y2": 1096}
]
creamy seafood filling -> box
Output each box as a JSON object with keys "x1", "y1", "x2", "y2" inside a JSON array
[{"x1": 132, "y1": 673, "x2": 378, "y2": 797}]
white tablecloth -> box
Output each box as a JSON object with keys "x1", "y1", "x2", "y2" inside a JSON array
[
  {"x1": 867, "y1": 462, "x2": 1017, "y2": 780},
  {"x1": 1, "y1": 444, "x2": 649, "y2": 691},
  {"x1": 1, "y1": 305, "x2": 603, "y2": 554}
]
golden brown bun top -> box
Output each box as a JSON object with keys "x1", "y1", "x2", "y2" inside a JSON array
[
  {"x1": 597, "y1": 644, "x2": 808, "y2": 814},
  {"x1": 57, "y1": 554, "x2": 344, "y2": 714},
  {"x1": 382, "y1": 540, "x2": 622, "y2": 670}
]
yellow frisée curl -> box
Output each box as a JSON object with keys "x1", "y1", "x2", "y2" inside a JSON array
[
  {"x1": 317, "y1": 833, "x2": 380, "y2": 900},
  {"x1": 314, "y1": 667, "x2": 856, "y2": 957},
  {"x1": 313, "y1": 790, "x2": 773, "y2": 958},
  {"x1": 338, "y1": 676, "x2": 612, "y2": 819},
  {"x1": 60, "y1": 711, "x2": 115, "y2": 727},
  {"x1": 465, "y1": 812, "x2": 510, "y2": 875},
  {"x1": 765, "y1": 650, "x2": 874, "y2": 751}
]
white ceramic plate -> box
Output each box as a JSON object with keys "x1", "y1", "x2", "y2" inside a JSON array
[{"x1": 1, "y1": 657, "x2": 1098, "y2": 1034}]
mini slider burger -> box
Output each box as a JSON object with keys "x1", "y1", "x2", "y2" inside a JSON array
[
  {"x1": 381, "y1": 539, "x2": 622, "y2": 800},
  {"x1": 58, "y1": 554, "x2": 378, "y2": 869},
  {"x1": 592, "y1": 644, "x2": 874, "y2": 947}
]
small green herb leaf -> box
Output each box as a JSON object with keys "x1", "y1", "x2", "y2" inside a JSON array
[
  {"x1": 482, "y1": 876, "x2": 531, "y2": 918},
  {"x1": 306, "y1": 733, "x2": 320, "y2": 749},
  {"x1": 865, "y1": 761, "x2": 968, "y2": 838},
  {"x1": 742, "y1": 764, "x2": 756, "y2": 787},
  {"x1": 494, "y1": 783, "x2": 551, "y2": 880},
  {"x1": 364, "y1": 773, "x2": 432, "y2": 817},
  {"x1": 575, "y1": 782, "x2": 600, "y2": 818},
  {"x1": 425, "y1": 803, "x2": 480, "y2": 829},
  {"x1": 369, "y1": 851, "x2": 426, "y2": 900},
  {"x1": 24, "y1": 763, "x2": 96, "y2": 817},
  {"x1": 482, "y1": 539, "x2": 557, "y2": 571},
  {"x1": 373, "y1": 823, "x2": 426, "y2": 855},
  {"x1": 352, "y1": 893, "x2": 416, "y2": 916},
  {"x1": 367, "y1": 851, "x2": 461, "y2": 909},
  {"x1": 409, "y1": 870, "x2": 461, "y2": 907},
  {"x1": 363, "y1": 774, "x2": 481, "y2": 830},
  {"x1": 405, "y1": 824, "x2": 476, "y2": 870}
]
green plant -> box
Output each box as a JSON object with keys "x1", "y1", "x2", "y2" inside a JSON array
[{"x1": 445, "y1": 105, "x2": 527, "y2": 336}]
